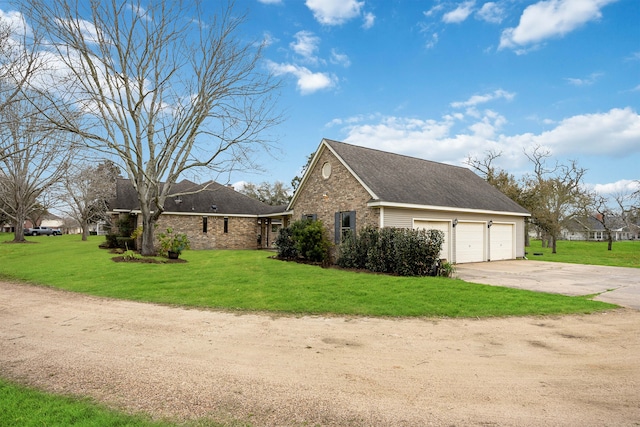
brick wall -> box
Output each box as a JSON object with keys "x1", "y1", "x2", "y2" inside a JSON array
[
  {"x1": 290, "y1": 147, "x2": 379, "y2": 241},
  {"x1": 156, "y1": 214, "x2": 260, "y2": 250}
]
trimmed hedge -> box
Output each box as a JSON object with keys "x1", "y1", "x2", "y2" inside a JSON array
[{"x1": 337, "y1": 226, "x2": 444, "y2": 276}]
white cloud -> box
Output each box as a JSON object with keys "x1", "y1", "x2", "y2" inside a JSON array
[
  {"x1": 510, "y1": 107, "x2": 640, "y2": 157},
  {"x1": 443, "y1": 1, "x2": 476, "y2": 24},
  {"x1": 593, "y1": 179, "x2": 640, "y2": 195},
  {"x1": 477, "y1": 2, "x2": 505, "y2": 24},
  {"x1": 425, "y1": 32, "x2": 439, "y2": 49},
  {"x1": 362, "y1": 12, "x2": 375, "y2": 29},
  {"x1": 499, "y1": 0, "x2": 618, "y2": 51},
  {"x1": 565, "y1": 72, "x2": 603, "y2": 86},
  {"x1": 424, "y1": 4, "x2": 445, "y2": 17},
  {"x1": 330, "y1": 49, "x2": 351, "y2": 67},
  {"x1": 328, "y1": 107, "x2": 640, "y2": 176},
  {"x1": 305, "y1": 0, "x2": 364, "y2": 25},
  {"x1": 266, "y1": 60, "x2": 337, "y2": 95},
  {"x1": 290, "y1": 31, "x2": 321, "y2": 63},
  {"x1": 450, "y1": 89, "x2": 515, "y2": 108}
]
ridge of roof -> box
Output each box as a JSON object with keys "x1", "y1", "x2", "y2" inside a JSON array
[{"x1": 322, "y1": 139, "x2": 530, "y2": 215}]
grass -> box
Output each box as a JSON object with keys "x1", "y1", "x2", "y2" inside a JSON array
[
  {"x1": 527, "y1": 239, "x2": 640, "y2": 268},
  {"x1": 0, "y1": 233, "x2": 617, "y2": 317},
  {"x1": 0, "y1": 378, "x2": 173, "y2": 427}
]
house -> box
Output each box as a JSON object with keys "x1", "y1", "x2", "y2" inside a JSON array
[
  {"x1": 109, "y1": 178, "x2": 288, "y2": 250},
  {"x1": 288, "y1": 139, "x2": 531, "y2": 263},
  {"x1": 562, "y1": 216, "x2": 638, "y2": 241}
]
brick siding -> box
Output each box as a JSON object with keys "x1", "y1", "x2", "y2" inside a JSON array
[{"x1": 290, "y1": 147, "x2": 379, "y2": 240}]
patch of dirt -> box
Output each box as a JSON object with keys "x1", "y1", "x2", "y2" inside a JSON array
[{"x1": 1, "y1": 281, "x2": 639, "y2": 426}]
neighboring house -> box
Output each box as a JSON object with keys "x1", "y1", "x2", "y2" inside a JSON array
[
  {"x1": 562, "y1": 216, "x2": 638, "y2": 241},
  {"x1": 109, "y1": 178, "x2": 288, "y2": 250},
  {"x1": 288, "y1": 139, "x2": 531, "y2": 263}
]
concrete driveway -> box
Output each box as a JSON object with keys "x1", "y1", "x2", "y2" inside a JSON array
[{"x1": 455, "y1": 260, "x2": 640, "y2": 310}]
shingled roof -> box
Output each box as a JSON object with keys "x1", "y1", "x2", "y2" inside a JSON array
[
  {"x1": 112, "y1": 178, "x2": 287, "y2": 216},
  {"x1": 323, "y1": 139, "x2": 529, "y2": 215}
]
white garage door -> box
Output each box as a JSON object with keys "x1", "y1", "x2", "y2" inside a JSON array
[
  {"x1": 414, "y1": 220, "x2": 450, "y2": 261},
  {"x1": 490, "y1": 223, "x2": 514, "y2": 261},
  {"x1": 456, "y1": 222, "x2": 485, "y2": 263}
]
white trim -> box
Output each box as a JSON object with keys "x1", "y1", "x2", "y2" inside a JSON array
[
  {"x1": 367, "y1": 200, "x2": 530, "y2": 217},
  {"x1": 379, "y1": 206, "x2": 385, "y2": 228}
]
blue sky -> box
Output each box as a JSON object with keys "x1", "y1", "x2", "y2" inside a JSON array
[
  {"x1": 1, "y1": 0, "x2": 638, "y2": 197},
  {"x1": 233, "y1": 0, "x2": 639, "y2": 195}
]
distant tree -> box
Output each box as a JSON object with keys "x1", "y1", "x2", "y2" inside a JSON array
[
  {"x1": 0, "y1": 91, "x2": 74, "y2": 242},
  {"x1": 23, "y1": 0, "x2": 281, "y2": 255},
  {"x1": 524, "y1": 147, "x2": 591, "y2": 254},
  {"x1": 62, "y1": 160, "x2": 120, "y2": 240},
  {"x1": 239, "y1": 181, "x2": 291, "y2": 206}
]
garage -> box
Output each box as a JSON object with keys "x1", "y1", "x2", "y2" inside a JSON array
[
  {"x1": 414, "y1": 220, "x2": 450, "y2": 260},
  {"x1": 455, "y1": 222, "x2": 485, "y2": 263},
  {"x1": 489, "y1": 223, "x2": 514, "y2": 261}
]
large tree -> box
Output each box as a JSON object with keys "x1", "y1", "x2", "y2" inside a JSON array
[
  {"x1": 0, "y1": 91, "x2": 74, "y2": 242},
  {"x1": 24, "y1": 0, "x2": 281, "y2": 255}
]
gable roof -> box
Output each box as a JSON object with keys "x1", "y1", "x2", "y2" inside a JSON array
[
  {"x1": 303, "y1": 139, "x2": 529, "y2": 215},
  {"x1": 111, "y1": 178, "x2": 287, "y2": 216}
]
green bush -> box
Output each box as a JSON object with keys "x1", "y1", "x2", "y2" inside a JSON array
[
  {"x1": 337, "y1": 226, "x2": 444, "y2": 276},
  {"x1": 275, "y1": 226, "x2": 297, "y2": 259},
  {"x1": 275, "y1": 219, "x2": 332, "y2": 263}
]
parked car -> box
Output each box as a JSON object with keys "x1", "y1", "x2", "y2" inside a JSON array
[{"x1": 23, "y1": 226, "x2": 60, "y2": 236}]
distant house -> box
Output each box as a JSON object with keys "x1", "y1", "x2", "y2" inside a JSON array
[
  {"x1": 288, "y1": 139, "x2": 530, "y2": 263},
  {"x1": 109, "y1": 179, "x2": 288, "y2": 250},
  {"x1": 562, "y1": 216, "x2": 638, "y2": 241}
]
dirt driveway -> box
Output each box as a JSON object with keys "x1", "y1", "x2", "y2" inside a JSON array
[{"x1": 1, "y1": 280, "x2": 639, "y2": 426}]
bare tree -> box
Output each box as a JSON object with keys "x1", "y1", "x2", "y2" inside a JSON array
[
  {"x1": 524, "y1": 147, "x2": 591, "y2": 254},
  {"x1": 23, "y1": 0, "x2": 281, "y2": 255},
  {"x1": 465, "y1": 150, "x2": 535, "y2": 246},
  {"x1": 239, "y1": 181, "x2": 291, "y2": 206},
  {"x1": 62, "y1": 160, "x2": 120, "y2": 241},
  {"x1": 0, "y1": 91, "x2": 75, "y2": 242}
]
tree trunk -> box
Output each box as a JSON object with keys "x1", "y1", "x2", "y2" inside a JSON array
[
  {"x1": 607, "y1": 232, "x2": 613, "y2": 251},
  {"x1": 551, "y1": 235, "x2": 557, "y2": 254},
  {"x1": 12, "y1": 209, "x2": 27, "y2": 242},
  {"x1": 140, "y1": 214, "x2": 157, "y2": 256},
  {"x1": 81, "y1": 220, "x2": 89, "y2": 241},
  {"x1": 13, "y1": 219, "x2": 26, "y2": 242}
]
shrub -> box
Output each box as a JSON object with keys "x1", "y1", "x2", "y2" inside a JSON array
[
  {"x1": 158, "y1": 227, "x2": 190, "y2": 256},
  {"x1": 337, "y1": 226, "x2": 444, "y2": 277},
  {"x1": 275, "y1": 226, "x2": 297, "y2": 259},
  {"x1": 275, "y1": 219, "x2": 332, "y2": 263}
]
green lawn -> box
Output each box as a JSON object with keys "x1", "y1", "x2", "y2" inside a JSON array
[
  {"x1": 0, "y1": 379, "x2": 173, "y2": 427},
  {"x1": 527, "y1": 239, "x2": 640, "y2": 268},
  {"x1": 0, "y1": 233, "x2": 616, "y2": 317}
]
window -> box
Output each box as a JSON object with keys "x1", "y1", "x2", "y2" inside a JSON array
[
  {"x1": 334, "y1": 211, "x2": 356, "y2": 243},
  {"x1": 202, "y1": 217, "x2": 208, "y2": 233},
  {"x1": 224, "y1": 217, "x2": 229, "y2": 233},
  {"x1": 302, "y1": 214, "x2": 317, "y2": 221}
]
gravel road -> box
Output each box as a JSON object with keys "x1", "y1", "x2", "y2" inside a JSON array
[{"x1": 1, "y1": 280, "x2": 639, "y2": 426}]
